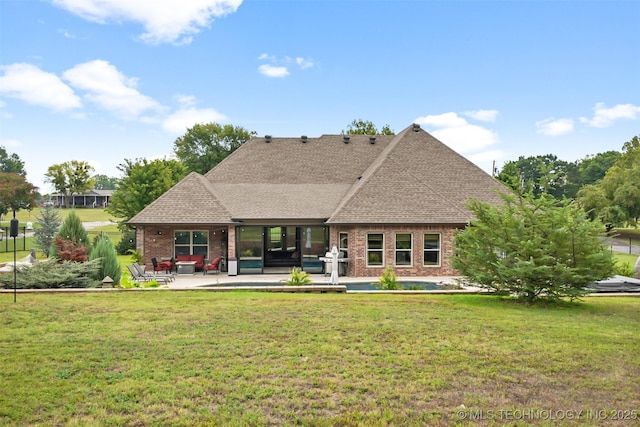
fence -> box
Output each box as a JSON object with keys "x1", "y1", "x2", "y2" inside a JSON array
[{"x1": 0, "y1": 228, "x2": 123, "y2": 254}]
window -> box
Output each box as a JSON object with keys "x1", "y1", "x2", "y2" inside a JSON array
[
  {"x1": 174, "y1": 231, "x2": 209, "y2": 257},
  {"x1": 423, "y1": 234, "x2": 441, "y2": 266},
  {"x1": 339, "y1": 232, "x2": 348, "y2": 259},
  {"x1": 367, "y1": 233, "x2": 384, "y2": 266},
  {"x1": 395, "y1": 233, "x2": 412, "y2": 266}
]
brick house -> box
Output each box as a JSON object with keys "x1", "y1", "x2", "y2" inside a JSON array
[{"x1": 129, "y1": 123, "x2": 505, "y2": 277}]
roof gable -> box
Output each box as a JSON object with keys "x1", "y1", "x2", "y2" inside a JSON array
[
  {"x1": 129, "y1": 172, "x2": 234, "y2": 225},
  {"x1": 327, "y1": 126, "x2": 506, "y2": 224}
]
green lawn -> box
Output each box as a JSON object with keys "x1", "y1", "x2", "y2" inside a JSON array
[
  {"x1": 1, "y1": 292, "x2": 638, "y2": 426},
  {"x1": 2, "y1": 207, "x2": 118, "y2": 226}
]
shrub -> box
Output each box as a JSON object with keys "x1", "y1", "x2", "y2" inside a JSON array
[
  {"x1": 615, "y1": 261, "x2": 634, "y2": 277},
  {"x1": 118, "y1": 275, "x2": 161, "y2": 288},
  {"x1": 90, "y1": 236, "x2": 121, "y2": 286},
  {"x1": 115, "y1": 228, "x2": 136, "y2": 255},
  {"x1": 373, "y1": 266, "x2": 403, "y2": 290},
  {"x1": 0, "y1": 259, "x2": 101, "y2": 289},
  {"x1": 52, "y1": 211, "x2": 90, "y2": 257},
  {"x1": 283, "y1": 267, "x2": 313, "y2": 286},
  {"x1": 53, "y1": 237, "x2": 88, "y2": 262}
]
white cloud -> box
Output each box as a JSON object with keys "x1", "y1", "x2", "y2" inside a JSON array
[
  {"x1": 162, "y1": 107, "x2": 227, "y2": 135},
  {"x1": 536, "y1": 117, "x2": 574, "y2": 136},
  {"x1": 415, "y1": 112, "x2": 498, "y2": 153},
  {"x1": 257, "y1": 53, "x2": 314, "y2": 77},
  {"x1": 416, "y1": 112, "x2": 467, "y2": 128},
  {"x1": 579, "y1": 102, "x2": 640, "y2": 128},
  {"x1": 258, "y1": 64, "x2": 290, "y2": 78},
  {"x1": 295, "y1": 57, "x2": 314, "y2": 69},
  {"x1": 0, "y1": 63, "x2": 82, "y2": 111},
  {"x1": 175, "y1": 94, "x2": 197, "y2": 108},
  {"x1": 464, "y1": 109, "x2": 499, "y2": 122},
  {"x1": 51, "y1": 0, "x2": 243, "y2": 45},
  {"x1": 63, "y1": 60, "x2": 162, "y2": 119},
  {"x1": 58, "y1": 28, "x2": 76, "y2": 39}
]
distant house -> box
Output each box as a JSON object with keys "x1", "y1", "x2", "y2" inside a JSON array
[
  {"x1": 129, "y1": 124, "x2": 506, "y2": 277},
  {"x1": 51, "y1": 189, "x2": 113, "y2": 208}
]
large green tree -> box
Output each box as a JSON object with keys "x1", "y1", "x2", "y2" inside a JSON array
[
  {"x1": 453, "y1": 192, "x2": 615, "y2": 303},
  {"x1": 92, "y1": 174, "x2": 118, "y2": 190},
  {"x1": 496, "y1": 154, "x2": 576, "y2": 199},
  {"x1": 341, "y1": 119, "x2": 395, "y2": 135},
  {"x1": 0, "y1": 172, "x2": 38, "y2": 217},
  {"x1": 107, "y1": 158, "x2": 187, "y2": 225},
  {"x1": 44, "y1": 161, "x2": 95, "y2": 208},
  {"x1": 0, "y1": 146, "x2": 26, "y2": 176},
  {"x1": 173, "y1": 123, "x2": 255, "y2": 175},
  {"x1": 577, "y1": 135, "x2": 640, "y2": 228}
]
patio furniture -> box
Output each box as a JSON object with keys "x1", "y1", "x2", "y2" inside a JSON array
[
  {"x1": 127, "y1": 264, "x2": 171, "y2": 284},
  {"x1": 203, "y1": 257, "x2": 221, "y2": 275},
  {"x1": 176, "y1": 260, "x2": 197, "y2": 274},
  {"x1": 134, "y1": 262, "x2": 173, "y2": 281},
  {"x1": 175, "y1": 254, "x2": 205, "y2": 271},
  {"x1": 152, "y1": 257, "x2": 172, "y2": 275}
]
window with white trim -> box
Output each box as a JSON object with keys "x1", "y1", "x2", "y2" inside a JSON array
[
  {"x1": 339, "y1": 232, "x2": 348, "y2": 259},
  {"x1": 423, "y1": 233, "x2": 441, "y2": 266},
  {"x1": 174, "y1": 231, "x2": 209, "y2": 257},
  {"x1": 367, "y1": 233, "x2": 384, "y2": 266},
  {"x1": 395, "y1": 233, "x2": 412, "y2": 266}
]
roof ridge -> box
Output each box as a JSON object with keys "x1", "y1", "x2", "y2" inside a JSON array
[
  {"x1": 328, "y1": 125, "x2": 412, "y2": 220},
  {"x1": 194, "y1": 173, "x2": 234, "y2": 218}
]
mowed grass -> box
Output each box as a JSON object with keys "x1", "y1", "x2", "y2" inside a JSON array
[{"x1": 1, "y1": 292, "x2": 639, "y2": 426}]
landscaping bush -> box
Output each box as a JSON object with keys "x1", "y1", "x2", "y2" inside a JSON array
[
  {"x1": 0, "y1": 259, "x2": 101, "y2": 289},
  {"x1": 115, "y1": 228, "x2": 136, "y2": 255},
  {"x1": 283, "y1": 267, "x2": 313, "y2": 286},
  {"x1": 90, "y1": 236, "x2": 121, "y2": 286},
  {"x1": 374, "y1": 265, "x2": 403, "y2": 290}
]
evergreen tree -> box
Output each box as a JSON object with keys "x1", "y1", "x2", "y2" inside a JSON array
[
  {"x1": 33, "y1": 205, "x2": 62, "y2": 257},
  {"x1": 453, "y1": 192, "x2": 615, "y2": 303},
  {"x1": 52, "y1": 210, "x2": 90, "y2": 257},
  {"x1": 90, "y1": 236, "x2": 121, "y2": 286}
]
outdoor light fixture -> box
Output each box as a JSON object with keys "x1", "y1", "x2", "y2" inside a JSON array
[{"x1": 156, "y1": 230, "x2": 163, "y2": 235}]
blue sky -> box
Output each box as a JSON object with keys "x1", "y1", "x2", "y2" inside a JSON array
[{"x1": 1, "y1": 0, "x2": 639, "y2": 193}]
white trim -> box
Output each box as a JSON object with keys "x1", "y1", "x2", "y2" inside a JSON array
[
  {"x1": 366, "y1": 232, "x2": 385, "y2": 267},
  {"x1": 394, "y1": 232, "x2": 413, "y2": 267},
  {"x1": 423, "y1": 233, "x2": 441, "y2": 267}
]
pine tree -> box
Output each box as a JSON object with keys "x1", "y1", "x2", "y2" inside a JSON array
[
  {"x1": 54, "y1": 210, "x2": 90, "y2": 254},
  {"x1": 33, "y1": 205, "x2": 61, "y2": 257},
  {"x1": 453, "y1": 192, "x2": 615, "y2": 302},
  {"x1": 90, "y1": 236, "x2": 121, "y2": 286}
]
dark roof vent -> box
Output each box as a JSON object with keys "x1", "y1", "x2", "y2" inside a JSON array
[
  {"x1": 412, "y1": 123, "x2": 421, "y2": 132},
  {"x1": 369, "y1": 136, "x2": 376, "y2": 144},
  {"x1": 265, "y1": 135, "x2": 272, "y2": 143},
  {"x1": 301, "y1": 135, "x2": 308, "y2": 143},
  {"x1": 343, "y1": 135, "x2": 350, "y2": 144}
]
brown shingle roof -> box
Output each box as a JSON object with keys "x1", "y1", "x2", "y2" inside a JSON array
[
  {"x1": 129, "y1": 172, "x2": 234, "y2": 225},
  {"x1": 129, "y1": 125, "x2": 506, "y2": 226}
]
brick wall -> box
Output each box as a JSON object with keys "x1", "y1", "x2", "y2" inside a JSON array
[
  {"x1": 330, "y1": 225, "x2": 461, "y2": 277},
  {"x1": 137, "y1": 225, "x2": 230, "y2": 270}
]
